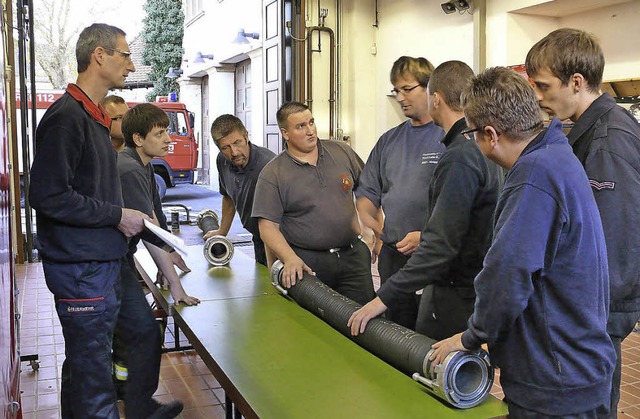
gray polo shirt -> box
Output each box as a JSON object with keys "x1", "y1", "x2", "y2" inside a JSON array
[
  {"x1": 118, "y1": 146, "x2": 166, "y2": 254},
  {"x1": 355, "y1": 120, "x2": 445, "y2": 244},
  {"x1": 252, "y1": 140, "x2": 363, "y2": 250},
  {"x1": 217, "y1": 143, "x2": 275, "y2": 238}
]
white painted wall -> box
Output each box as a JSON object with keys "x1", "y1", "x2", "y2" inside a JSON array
[
  {"x1": 562, "y1": 2, "x2": 640, "y2": 81},
  {"x1": 179, "y1": 0, "x2": 264, "y2": 188},
  {"x1": 339, "y1": 0, "x2": 474, "y2": 158},
  {"x1": 486, "y1": 0, "x2": 640, "y2": 78}
]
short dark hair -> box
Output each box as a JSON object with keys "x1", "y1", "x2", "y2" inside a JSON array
[
  {"x1": 99, "y1": 95, "x2": 126, "y2": 108},
  {"x1": 525, "y1": 28, "x2": 604, "y2": 94},
  {"x1": 76, "y1": 23, "x2": 126, "y2": 73},
  {"x1": 276, "y1": 101, "x2": 309, "y2": 129},
  {"x1": 122, "y1": 103, "x2": 170, "y2": 148},
  {"x1": 390, "y1": 56, "x2": 435, "y2": 87},
  {"x1": 210, "y1": 114, "x2": 248, "y2": 145},
  {"x1": 429, "y1": 61, "x2": 474, "y2": 112},
  {"x1": 462, "y1": 67, "x2": 543, "y2": 142}
]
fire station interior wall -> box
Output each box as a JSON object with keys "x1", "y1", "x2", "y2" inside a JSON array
[
  {"x1": 486, "y1": 0, "x2": 640, "y2": 81},
  {"x1": 337, "y1": 0, "x2": 475, "y2": 159},
  {"x1": 335, "y1": 0, "x2": 640, "y2": 159},
  {"x1": 179, "y1": 0, "x2": 640, "y2": 180}
]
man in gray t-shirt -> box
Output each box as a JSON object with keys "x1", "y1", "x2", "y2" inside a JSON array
[
  {"x1": 206, "y1": 114, "x2": 275, "y2": 266},
  {"x1": 252, "y1": 102, "x2": 374, "y2": 305},
  {"x1": 355, "y1": 56, "x2": 445, "y2": 329}
]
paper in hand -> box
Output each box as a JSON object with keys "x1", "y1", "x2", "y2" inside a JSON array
[{"x1": 143, "y1": 219, "x2": 189, "y2": 257}]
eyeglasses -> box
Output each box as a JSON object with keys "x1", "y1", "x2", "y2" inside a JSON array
[
  {"x1": 460, "y1": 126, "x2": 484, "y2": 141},
  {"x1": 102, "y1": 46, "x2": 132, "y2": 60},
  {"x1": 462, "y1": 122, "x2": 542, "y2": 141},
  {"x1": 390, "y1": 84, "x2": 421, "y2": 96}
]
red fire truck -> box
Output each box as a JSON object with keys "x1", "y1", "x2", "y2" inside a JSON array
[
  {"x1": 146, "y1": 100, "x2": 198, "y2": 194},
  {"x1": 17, "y1": 92, "x2": 199, "y2": 199}
]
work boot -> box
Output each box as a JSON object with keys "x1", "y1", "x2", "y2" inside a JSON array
[{"x1": 148, "y1": 400, "x2": 184, "y2": 419}]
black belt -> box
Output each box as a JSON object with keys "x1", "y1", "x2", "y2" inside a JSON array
[
  {"x1": 382, "y1": 241, "x2": 398, "y2": 250},
  {"x1": 328, "y1": 235, "x2": 363, "y2": 253},
  {"x1": 294, "y1": 235, "x2": 363, "y2": 254}
]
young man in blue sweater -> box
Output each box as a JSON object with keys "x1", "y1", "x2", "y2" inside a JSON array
[
  {"x1": 526, "y1": 28, "x2": 640, "y2": 416},
  {"x1": 431, "y1": 67, "x2": 615, "y2": 418}
]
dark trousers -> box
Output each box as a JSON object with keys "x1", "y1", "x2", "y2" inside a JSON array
[
  {"x1": 43, "y1": 259, "x2": 121, "y2": 419},
  {"x1": 378, "y1": 243, "x2": 419, "y2": 330},
  {"x1": 415, "y1": 284, "x2": 475, "y2": 341},
  {"x1": 506, "y1": 399, "x2": 610, "y2": 418},
  {"x1": 293, "y1": 240, "x2": 375, "y2": 306},
  {"x1": 253, "y1": 236, "x2": 268, "y2": 267},
  {"x1": 607, "y1": 311, "x2": 640, "y2": 418},
  {"x1": 114, "y1": 259, "x2": 163, "y2": 418}
]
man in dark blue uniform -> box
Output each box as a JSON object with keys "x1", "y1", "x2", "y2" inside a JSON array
[
  {"x1": 526, "y1": 28, "x2": 640, "y2": 416},
  {"x1": 29, "y1": 23, "x2": 146, "y2": 418},
  {"x1": 431, "y1": 66, "x2": 615, "y2": 418}
]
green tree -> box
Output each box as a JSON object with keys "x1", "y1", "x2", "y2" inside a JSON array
[{"x1": 142, "y1": 0, "x2": 184, "y2": 101}]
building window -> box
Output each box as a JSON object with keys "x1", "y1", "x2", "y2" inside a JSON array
[{"x1": 186, "y1": 0, "x2": 204, "y2": 21}]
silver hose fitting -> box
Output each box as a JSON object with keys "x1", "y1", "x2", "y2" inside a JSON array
[
  {"x1": 203, "y1": 235, "x2": 234, "y2": 266},
  {"x1": 416, "y1": 348, "x2": 494, "y2": 408},
  {"x1": 196, "y1": 209, "x2": 220, "y2": 232}
]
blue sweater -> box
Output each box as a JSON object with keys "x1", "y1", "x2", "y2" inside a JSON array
[
  {"x1": 30, "y1": 85, "x2": 126, "y2": 262},
  {"x1": 462, "y1": 119, "x2": 615, "y2": 415}
]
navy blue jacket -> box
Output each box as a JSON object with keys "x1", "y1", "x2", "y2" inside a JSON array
[
  {"x1": 30, "y1": 84, "x2": 127, "y2": 262},
  {"x1": 568, "y1": 93, "x2": 640, "y2": 336},
  {"x1": 462, "y1": 120, "x2": 615, "y2": 415}
]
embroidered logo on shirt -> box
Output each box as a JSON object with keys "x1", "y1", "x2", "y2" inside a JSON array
[
  {"x1": 340, "y1": 174, "x2": 352, "y2": 191},
  {"x1": 422, "y1": 152, "x2": 440, "y2": 165},
  {"x1": 589, "y1": 179, "x2": 615, "y2": 191},
  {"x1": 67, "y1": 305, "x2": 96, "y2": 313}
]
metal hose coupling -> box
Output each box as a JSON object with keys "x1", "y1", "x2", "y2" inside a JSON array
[
  {"x1": 270, "y1": 260, "x2": 494, "y2": 409},
  {"x1": 196, "y1": 209, "x2": 220, "y2": 233},
  {"x1": 197, "y1": 209, "x2": 234, "y2": 265},
  {"x1": 203, "y1": 235, "x2": 234, "y2": 266}
]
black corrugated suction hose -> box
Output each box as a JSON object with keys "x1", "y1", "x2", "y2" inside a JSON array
[{"x1": 270, "y1": 260, "x2": 494, "y2": 409}]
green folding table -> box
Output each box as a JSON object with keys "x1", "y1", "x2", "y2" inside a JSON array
[{"x1": 135, "y1": 247, "x2": 508, "y2": 418}]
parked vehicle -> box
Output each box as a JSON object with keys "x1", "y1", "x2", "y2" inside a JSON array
[
  {"x1": 148, "y1": 101, "x2": 198, "y2": 192},
  {"x1": 17, "y1": 94, "x2": 198, "y2": 201}
]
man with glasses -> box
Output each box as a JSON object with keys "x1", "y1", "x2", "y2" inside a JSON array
[
  {"x1": 430, "y1": 66, "x2": 615, "y2": 418},
  {"x1": 355, "y1": 56, "x2": 445, "y2": 329},
  {"x1": 101, "y1": 94, "x2": 129, "y2": 152},
  {"x1": 526, "y1": 29, "x2": 640, "y2": 417},
  {"x1": 349, "y1": 61, "x2": 502, "y2": 340},
  {"x1": 29, "y1": 24, "x2": 152, "y2": 418}
]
